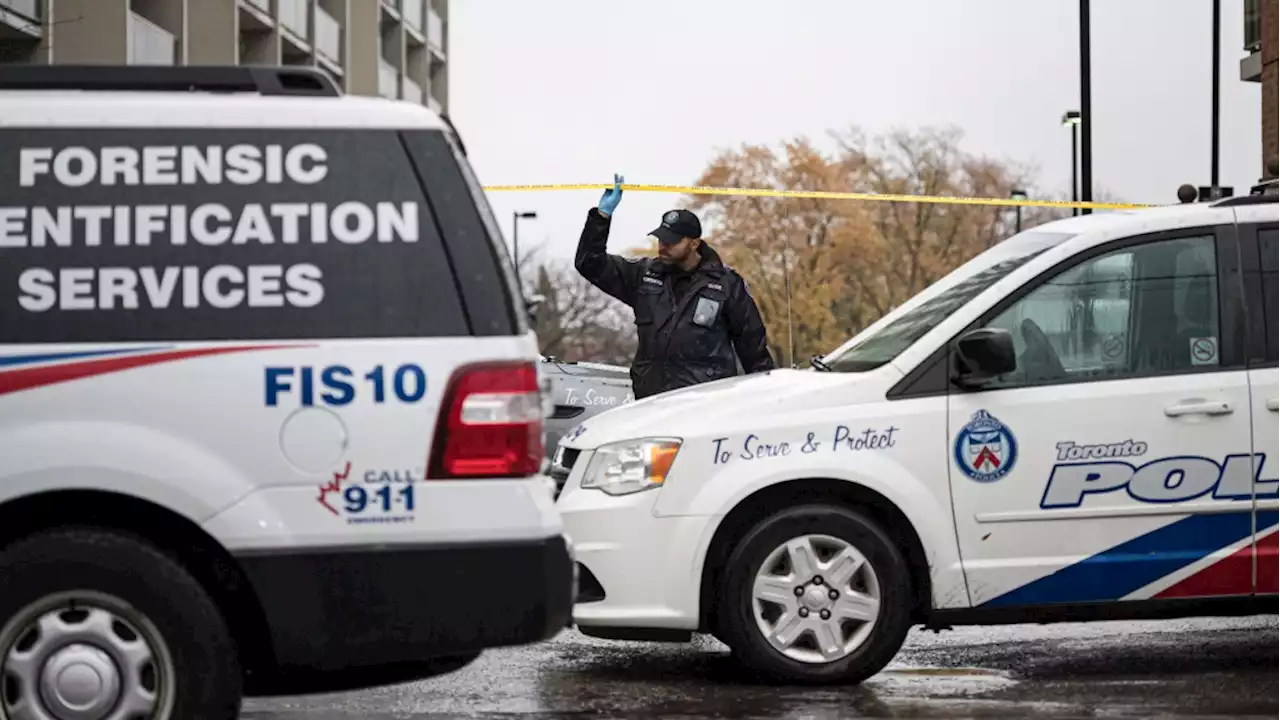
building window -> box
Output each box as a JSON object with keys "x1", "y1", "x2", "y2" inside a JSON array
[
  {"x1": 0, "y1": 0, "x2": 41, "y2": 23},
  {"x1": 1245, "y1": 0, "x2": 1262, "y2": 52}
]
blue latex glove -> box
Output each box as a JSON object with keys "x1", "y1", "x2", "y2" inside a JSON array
[{"x1": 597, "y1": 174, "x2": 624, "y2": 217}]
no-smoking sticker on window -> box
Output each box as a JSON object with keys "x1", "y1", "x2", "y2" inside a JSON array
[
  {"x1": 1102, "y1": 335, "x2": 1125, "y2": 360},
  {"x1": 1189, "y1": 336, "x2": 1219, "y2": 366}
]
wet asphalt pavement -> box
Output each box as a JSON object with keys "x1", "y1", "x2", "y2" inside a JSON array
[{"x1": 242, "y1": 615, "x2": 1277, "y2": 719}]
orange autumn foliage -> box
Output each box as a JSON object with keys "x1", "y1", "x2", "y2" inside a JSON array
[{"x1": 633, "y1": 126, "x2": 1079, "y2": 366}]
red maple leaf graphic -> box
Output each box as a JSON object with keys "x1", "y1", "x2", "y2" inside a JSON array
[{"x1": 317, "y1": 461, "x2": 352, "y2": 516}]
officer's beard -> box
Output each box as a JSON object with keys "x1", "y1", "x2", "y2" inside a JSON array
[{"x1": 658, "y1": 242, "x2": 698, "y2": 270}]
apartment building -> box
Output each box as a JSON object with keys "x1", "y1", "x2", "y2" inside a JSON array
[
  {"x1": 0, "y1": 0, "x2": 447, "y2": 112},
  {"x1": 1242, "y1": 0, "x2": 1277, "y2": 179}
]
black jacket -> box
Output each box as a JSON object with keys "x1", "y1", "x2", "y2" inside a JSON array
[{"x1": 573, "y1": 208, "x2": 775, "y2": 399}]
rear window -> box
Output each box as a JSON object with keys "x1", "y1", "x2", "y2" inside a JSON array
[{"x1": 0, "y1": 128, "x2": 467, "y2": 342}]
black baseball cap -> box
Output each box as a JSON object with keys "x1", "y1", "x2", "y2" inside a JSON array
[{"x1": 648, "y1": 209, "x2": 702, "y2": 245}]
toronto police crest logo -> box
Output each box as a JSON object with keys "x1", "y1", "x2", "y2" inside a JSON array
[
  {"x1": 954, "y1": 410, "x2": 1017, "y2": 482},
  {"x1": 663, "y1": 211, "x2": 679, "y2": 225}
]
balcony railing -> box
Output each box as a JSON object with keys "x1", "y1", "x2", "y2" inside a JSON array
[
  {"x1": 128, "y1": 11, "x2": 175, "y2": 65},
  {"x1": 278, "y1": 0, "x2": 308, "y2": 39},
  {"x1": 1245, "y1": 0, "x2": 1262, "y2": 52},
  {"x1": 427, "y1": 6, "x2": 444, "y2": 52},
  {"x1": 378, "y1": 59, "x2": 398, "y2": 99},
  {"x1": 241, "y1": 0, "x2": 270, "y2": 15},
  {"x1": 0, "y1": 0, "x2": 39, "y2": 21},
  {"x1": 404, "y1": 0, "x2": 424, "y2": 33},
  {"x1": 315, "y1": 5, "x2": 341, "y2": 63}
]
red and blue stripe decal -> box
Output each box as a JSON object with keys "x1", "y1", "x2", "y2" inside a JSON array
[
  {"x1": 0, "y1": 345, "x2": 300, "y2": 397},
  {"x1": 982, "y1": 509, "x2": 1279, "y2": 606},
  {"x1": 0, "y1": 348, "x2": 163, "y2": 368}
]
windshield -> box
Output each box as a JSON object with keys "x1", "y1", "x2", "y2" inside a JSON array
[{"x1": 823, "y1": 230, "x2": 1077, "y2": 372}]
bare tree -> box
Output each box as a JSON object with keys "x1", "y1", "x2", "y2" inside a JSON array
[{"x1": 522, "y1": 247, "x2": 637, "y2": 365}]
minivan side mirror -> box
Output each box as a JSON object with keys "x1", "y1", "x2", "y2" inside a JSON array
[
  {"x1": 952, "y1": 328, "x2": 1017, "y2": 388},
  {"x1": 525, "y1": 293, "x2": 546, "y2": 326}
]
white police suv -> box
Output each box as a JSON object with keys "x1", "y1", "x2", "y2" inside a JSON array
[
  {"x1": 0, "y1": 65, "x2": 572, "y2": 719},
  {"x1": 554, "y1": 188, "x2": 1278, "y2": 684}
]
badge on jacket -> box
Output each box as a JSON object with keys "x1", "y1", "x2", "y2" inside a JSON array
[{"x1": 693, "y1": 296, "x2": 722, "y2": 328}]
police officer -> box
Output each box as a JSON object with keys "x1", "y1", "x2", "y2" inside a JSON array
[{"x1": 574, "y1": 174, "x2": 776, "y2": 399}]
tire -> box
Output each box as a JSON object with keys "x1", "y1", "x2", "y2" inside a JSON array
[
  {"x1": 0, "y1": 528, "x2": 242, "y2": 720},
  {"x1": 717, "y1": 504, "x2": 913, "y2": 685}
]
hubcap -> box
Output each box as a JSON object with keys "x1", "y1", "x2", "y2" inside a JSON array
[
  {"x1": 40, "y1": 643, "x2": 121, "y2": 719},
  {"x1": 751, "y1": 534, "x2": 881, "y2": 664},
  {"x1": 1, "y1": 592, "x2": 175, "y2": 720}
]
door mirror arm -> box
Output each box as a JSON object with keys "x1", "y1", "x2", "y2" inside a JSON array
[{"x1": 951, "y1": 365, "x2": 993, "y2": 391}]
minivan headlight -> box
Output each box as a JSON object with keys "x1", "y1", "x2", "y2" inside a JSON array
[{"x1": 580, "y1": 438, "x2": 681, "y2": 496}]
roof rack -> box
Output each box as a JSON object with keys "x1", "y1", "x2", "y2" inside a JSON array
[
  {"x1": 0, "y1": 65, "x2": 342, "y2": 97},
  {"x1": 1213, "y1": 177, "x2": 1279, "y2": 207}
]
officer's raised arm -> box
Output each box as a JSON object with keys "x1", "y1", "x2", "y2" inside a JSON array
[
  {"x1": 574, "y1": 174, "x2": 645, "y2": 307},
  {"x1": 724, "y1": 274, "x2": 777, "y2": 373}
]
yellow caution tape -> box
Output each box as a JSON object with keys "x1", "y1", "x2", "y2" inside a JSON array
[{"x1": 482, "y1": 183, "x2": 1153, "y2": 211}]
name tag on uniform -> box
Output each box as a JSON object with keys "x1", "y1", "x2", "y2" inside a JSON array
[
  {"x1": 642, "y1": 276, "x2": 663, "y2": 286},
  {"x1": 693, "y1": 296, "x2": 721, "y2": 327}
]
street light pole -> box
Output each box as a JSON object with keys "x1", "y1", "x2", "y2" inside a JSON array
[
  {"x1": 512, "y1": 210, "x2": 536, "y2": 293},
  {"x1": 779, "y1": 248, "x2": 791, "y2": 367},
  {"x1": 1079, "y1": 0, "x2": 1093, "y2": 214},
  {"x1": 1010, "y1": 188, "x2": 1027, "y2": 234},
  {"x1": 1071, "y1": 125, "x2": 1079, "y2": 215},
  {"x1": 1063, "y1": 111, "x2": 1081, "y2": 216},
  {"x1": 1211, "y1": 0, "x2": 1221, "y2": 192}
]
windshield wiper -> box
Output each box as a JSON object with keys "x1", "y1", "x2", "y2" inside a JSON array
[{"x1": 810, "y1": 355, "x2": 834, "y2": 372}]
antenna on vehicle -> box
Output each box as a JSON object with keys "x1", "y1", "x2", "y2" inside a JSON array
[{"x1": 1176, "y1": 184, "x2": 1198, "y2": 204}]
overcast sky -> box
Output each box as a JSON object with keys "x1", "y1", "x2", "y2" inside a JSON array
[{"x1": 447, "y1": 0, "x2": 1264, "y2": 264}]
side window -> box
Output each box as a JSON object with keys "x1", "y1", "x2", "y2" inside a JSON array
[
  {"x1": 978, "y1": 234, "x2": 1221, "y2": 389},
  {"x1": 0, "y1": 128, "x2": 468, "y2": 342},
  {"x1": 1259, "y1": 227, "x2": 1278, "y2": 363}
]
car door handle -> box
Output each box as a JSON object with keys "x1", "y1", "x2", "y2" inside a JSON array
[
  {"x1": 1164, "y1": 400, "x2": 1235, "y2": 417},
  {"x1": 1267, "y1": 398, "x2": 1279, "y2": 412}
]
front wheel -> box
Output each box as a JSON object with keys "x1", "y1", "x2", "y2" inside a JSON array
[
  {"x1": 717, "y1": 504, "x2": 913, "y2": 685},
  {"x1": 0, "y1": 528, "x2": 242, "y2": 720}
]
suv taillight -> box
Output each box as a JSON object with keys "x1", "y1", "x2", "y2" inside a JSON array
[{"x1": 428, "y1": 361, "x2": 544, "y2": 478}]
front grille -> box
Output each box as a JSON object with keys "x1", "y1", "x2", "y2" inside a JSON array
[
  {"x1": 550, "y1": 447, "x2": 578, "y2": 477},
  {"x1": 550, "y1": 446, "x2": 581, "y2": 499},
  {"x1": 560, "y1": 447, "x2": 581, "y2": 472}
]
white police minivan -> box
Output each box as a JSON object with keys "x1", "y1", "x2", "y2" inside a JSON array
[
  {"x1": 0, "y1": 65, "x2": 572, "y2": 719},
  {"x1": 554, "y1": 188, "x2": 1278, "y2": 684}
]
